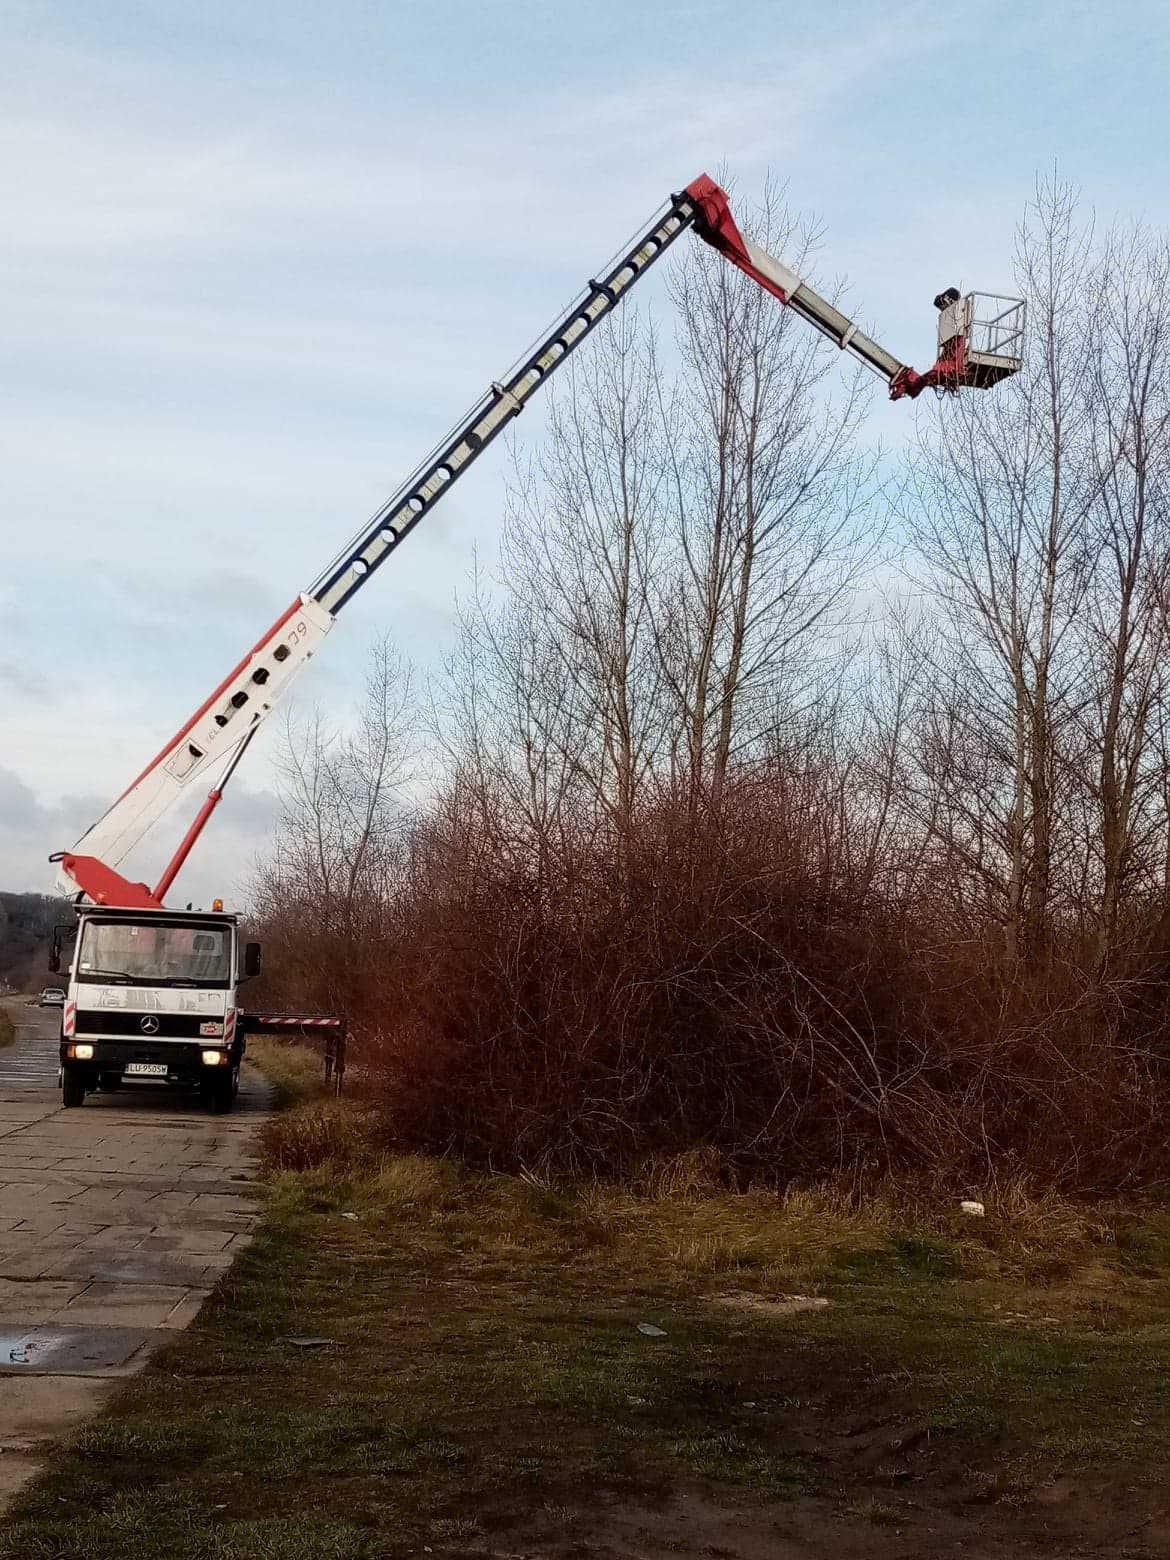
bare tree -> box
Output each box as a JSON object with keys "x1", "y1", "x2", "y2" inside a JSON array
[
  {"x1": 263, "y1": 633, "x2": 414, "y2": 937},
  {"x1": 897, "y1": 178, "x2": 1170, "y2": 977},
  {"x1": 901, "y1": 176, "x2": 1101, "y2": 960},
  {"x1": 660, "y1": 179, "x2": 879, "y2": 815},
  {"x1": 436, "y1": 562, "x2": 585, "y2": 886},
  {"x1": 500, "y1": 310, "x2": 673, "y2": 840},
  {"x1": 1078, "y1": 227, "x2": 1170, "y2": 964}
]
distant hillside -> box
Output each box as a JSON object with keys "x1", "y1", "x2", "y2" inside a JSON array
[{"x1": 0, "y1": 892, "x2": 73, "y2": 993}]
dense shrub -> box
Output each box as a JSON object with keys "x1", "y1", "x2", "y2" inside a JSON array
[{"x1": 256, "y1": 769, "x2": 1170, "y2": 1192}]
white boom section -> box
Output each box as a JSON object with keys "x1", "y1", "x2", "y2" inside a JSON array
[
  {"x1": 57, "y1": 595, "x2": 332, "y2": 892},
  {"x1": 736, "y1": 234, "x2": 905, "y2": 380}
]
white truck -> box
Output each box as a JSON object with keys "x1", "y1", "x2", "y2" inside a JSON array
[
  {"x1": 49, "y1": 173, "x2": 1022, "y2": 1116},
  {"x1": 51, "y1": 904, "x2": 259, "y2": 1112}
]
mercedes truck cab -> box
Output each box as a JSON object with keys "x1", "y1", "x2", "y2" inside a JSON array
[{"x1": 51, "y1": 905, "x2": 261, "y2": 1112}]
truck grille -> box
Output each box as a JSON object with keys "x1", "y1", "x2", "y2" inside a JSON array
[{"x1": 75, "y1": 1010, "x2": 212, "y2": 1039}]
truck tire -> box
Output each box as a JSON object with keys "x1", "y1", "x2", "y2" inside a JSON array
[
  {"x1": 204, "y1": 1070, "x2": 236, "y2": 1114},
  {"x1": 62, "y1": 1067, "x2": 86, "y2": 1108}
]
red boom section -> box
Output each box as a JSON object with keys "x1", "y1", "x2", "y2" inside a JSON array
[
  {"x1": 684, "y1": 174, "x2": 793, "y2": 304},
  {"x1": 52, "y1": 854, "x2": 162, "y2": 911}
]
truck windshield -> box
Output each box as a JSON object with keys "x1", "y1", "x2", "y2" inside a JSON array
[{"x1": 76, "y1": 921, "x2": 232, "y2": 987}]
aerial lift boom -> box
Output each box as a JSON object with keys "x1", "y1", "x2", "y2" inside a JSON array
[{"x1": 53, "y1": 173, "x2": 1024, "y2": 909}]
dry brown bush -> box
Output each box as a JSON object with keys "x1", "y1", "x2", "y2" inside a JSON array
[{"x1": 256, "y1": 765, "x2": 1170, "y2": 1192}]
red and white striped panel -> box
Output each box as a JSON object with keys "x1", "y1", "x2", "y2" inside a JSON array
[
  {"x1": 223, "y1": 1008, "x2": 237, "y2": 1045},
  {"x1": 63, "y1": 1001, "x2": 76, "y2": 1038},
  {"x1": 253, "y1": 1015, "x2": 341, "y2": 1027}
]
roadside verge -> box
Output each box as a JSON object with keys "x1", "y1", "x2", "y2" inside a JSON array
[{"x1": 4, "y1": 1065, "x2": 1170, "y2": 1558}]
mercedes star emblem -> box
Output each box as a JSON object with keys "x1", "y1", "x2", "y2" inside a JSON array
[{"x1": 140, "y1": 1015, "x2": 160, "y2": 1036}]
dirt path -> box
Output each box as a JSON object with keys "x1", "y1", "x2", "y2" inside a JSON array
[{"x1": 0, "y1": 997, "x2": 271, "y2": 1507}]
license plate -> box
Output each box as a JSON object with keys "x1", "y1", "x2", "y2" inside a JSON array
[{"x1": 125, "y1": 1062, "x2": 169, "y2": 1077}]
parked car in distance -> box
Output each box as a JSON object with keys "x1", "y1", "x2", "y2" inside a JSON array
[{"x1": 39, "y1": 987, "x2": 66, "y2": 1007}]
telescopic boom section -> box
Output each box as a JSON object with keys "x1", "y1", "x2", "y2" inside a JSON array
[
  {"x1": 684, "y1": 176, "x2": 934, "y2": 397},
  {"x1": 55, "y1": 172, "x2": 1020, "y2": 910}
]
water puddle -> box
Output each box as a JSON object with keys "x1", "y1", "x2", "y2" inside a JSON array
[
  {"x1": 0, "y1": 1331, "x2": 64, "y2": 1368},
  {"x1": 0, "y1": 1326, "x2": 149, "y2": 1371}
]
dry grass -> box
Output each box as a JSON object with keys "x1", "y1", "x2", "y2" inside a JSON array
[
  {"x1": 245, "y1": 1037, "x2": 330, "y2": 1106},
  {"x1": 367, "y1": 1154, "x2": 464, "y2": 1210},
  {"x1": 570, "y1": 1177, "x2": 1128, "y2": 1291},
  {"x1": 0, "y1": 1008, "x2": 14, "y2": 1049},
  {"x1": 258, "y1": 1117, "x2": 1145, "y2": 1294},
  {"x1": 260, "y1": 1097, "x2": 385, "y2": 1173}
]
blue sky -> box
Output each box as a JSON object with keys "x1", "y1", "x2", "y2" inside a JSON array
[{"x1": 2, "y1": 0, "x2": 1167, "y2": 905}]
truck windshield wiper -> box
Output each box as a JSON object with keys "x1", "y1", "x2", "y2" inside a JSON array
[{"x1": 78, "y1": 968, "x2": 133, "y2": 983}]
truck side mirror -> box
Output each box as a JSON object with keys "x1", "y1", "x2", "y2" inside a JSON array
[{"x1": 243, "y1": 942, "x2": 262, "y2": 979}]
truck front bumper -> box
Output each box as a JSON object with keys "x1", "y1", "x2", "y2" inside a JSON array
[{"x1": 60, "y1": 1037, "x2": 242, "y2": 1085}]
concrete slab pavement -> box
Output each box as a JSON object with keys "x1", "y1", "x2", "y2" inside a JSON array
[{"x1": 0, "y1": 996, "x2": 273, "y2": 1508}]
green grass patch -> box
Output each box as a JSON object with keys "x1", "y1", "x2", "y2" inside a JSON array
[
  {"x1": 6, "y1": 1135, "x2": 1170, "y2": 1556},
  {"x1": 3, "y1": 1489, "x2": 374, "y2": 1560}
]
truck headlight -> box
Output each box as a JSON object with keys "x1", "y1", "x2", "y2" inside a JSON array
[
  {"x1": 71, "y1": 1043, "x2": 95, "y2": 1061},
  {"x1": 201, "y1": 1049, "x2": 226, "y2": 1066}
]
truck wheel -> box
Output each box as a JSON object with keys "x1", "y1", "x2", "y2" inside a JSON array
[
  {"x1": 204, "y1": 1072, "x2": 236, "y2": 1115},
  {"x1": 62, "y1": 1067, "x2": 86, "y2": 1108}
]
